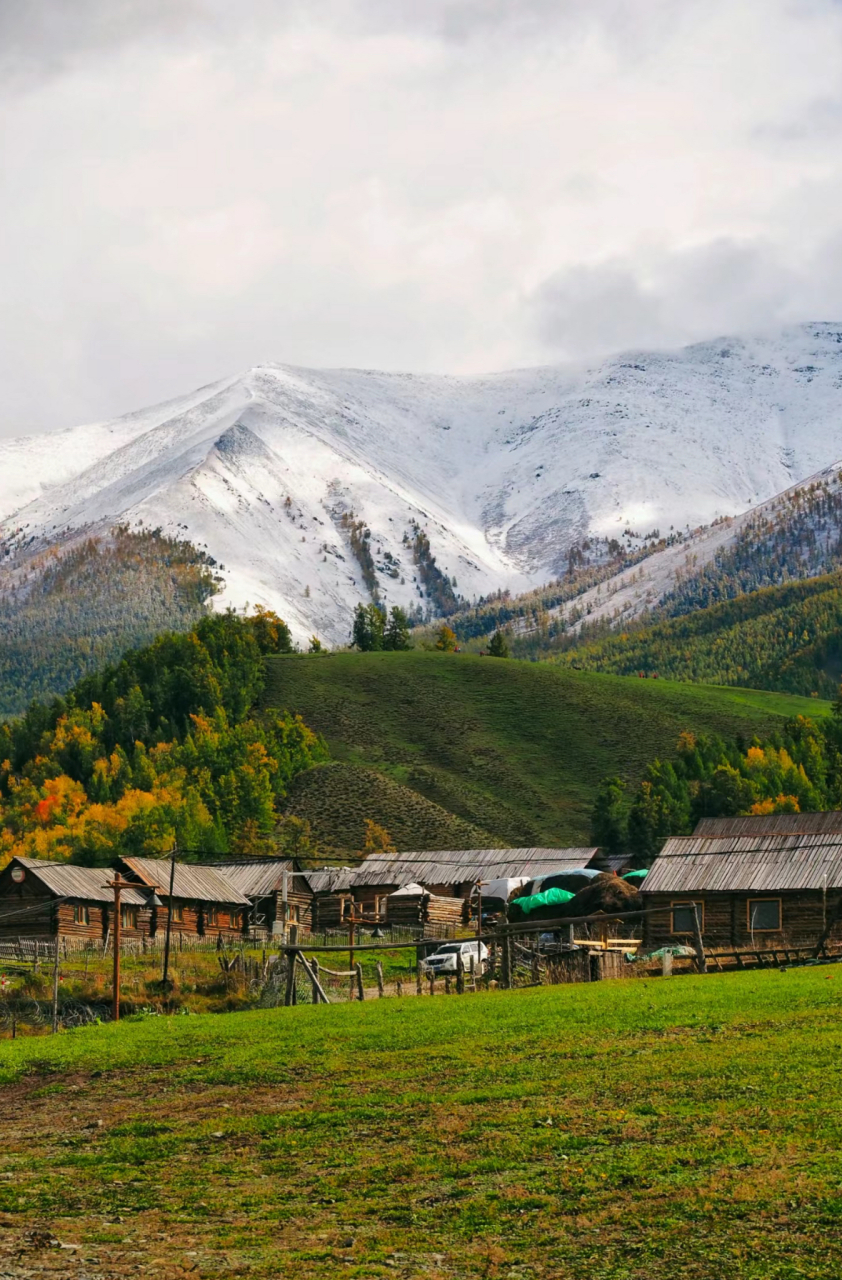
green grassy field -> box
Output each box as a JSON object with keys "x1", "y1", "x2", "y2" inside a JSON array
[
  {"x1": 265, "y1": 652, "x2": 831, "y2": 848},
  {"x1": 3, "y1": 967, "x2": 842, "y2": 1278}
]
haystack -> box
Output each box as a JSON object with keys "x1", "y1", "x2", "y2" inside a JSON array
[{"x1": 568, "y1": 873, "x2": 641, "y2": 918}]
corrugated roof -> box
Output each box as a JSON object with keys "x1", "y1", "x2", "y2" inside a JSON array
[
  {"x1": 119, "y1": 857, "x2": 251, "y2": 905},
  {"x1": 12, "y1": 859, "x2": 149, "y2": 905},
  {"x1": 694, "y1": 812, "x2": 842, "y2": 838},
  {"x1": 350, "y1": 848, "x2": 599, "y2": 888},
  {"x1": 210, "y1": 860, "x2": 295, "y2": 898},
  {"x1": 643, "y1": 831, "x2": 842, "y2": 894}
]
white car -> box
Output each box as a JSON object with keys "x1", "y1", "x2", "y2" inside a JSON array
[{"x1": 423, "y1": 941, "x2": 488, "y2": 975}]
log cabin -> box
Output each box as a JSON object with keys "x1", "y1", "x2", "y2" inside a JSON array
[
  {"x1": 642, "y1": 812, "x2": 842, "y2": 952},
  {"x1": 115, "y1": 857, "x2": 251, "y2": 940},
  {"x1": 209, "y1": 858, "x2": 315, "y2": 935},
  {"x1": 0, "y1": 857, "x2": 154, "y2": 943}
]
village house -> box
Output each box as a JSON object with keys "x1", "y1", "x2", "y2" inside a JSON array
[
  {"x1": 115, "y1": 857, "x2": 251, "y2": 941},
  {"x1": 0, "y1": 857, "x2": 155, "y2": 943},
  {"x1": 642, "y1": 812, "x2": 842, "y2": 952},
  {"x1": 210, "y1": 857, "x2": 315, "y2": 935}
]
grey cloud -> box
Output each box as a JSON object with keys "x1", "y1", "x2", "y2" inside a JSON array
[{"x1": 529, "y1": 240, "x2": 800, "y2": 359}]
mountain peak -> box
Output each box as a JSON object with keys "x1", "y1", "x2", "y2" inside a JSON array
[{"x1": 4, "y1": 322, "x2": 842, "y2": 645}]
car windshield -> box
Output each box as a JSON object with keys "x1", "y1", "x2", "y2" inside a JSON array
[{"x1": 434, "y1": 944, "x2": 462, "y2": 955}]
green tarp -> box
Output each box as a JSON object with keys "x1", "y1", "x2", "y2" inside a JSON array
[
  {"x1": 510, "y1": 887, "x2": 576, "y2": 916},
  {"x1": 622, "y1": 869, "x2": 648, "y2": 882}
]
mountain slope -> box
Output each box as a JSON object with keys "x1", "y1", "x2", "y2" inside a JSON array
[
  {"x1": 265, "y1": 651, "x2": 829, "y2": 846},
  {"x1": 6, "y1": 322, "x2": 842, "y2": 645},
  {"x1": 555, "y1": 571, "x2": 842, "y2": 697}
]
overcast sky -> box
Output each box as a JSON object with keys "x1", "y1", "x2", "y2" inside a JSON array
[{"x1": 3, "y1": 0, "x2": 842, "y2": 435}]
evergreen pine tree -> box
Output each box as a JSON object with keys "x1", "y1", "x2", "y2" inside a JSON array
[
  {"x1": 590, "y1": 776, "x2": 626, "y2": 855},
  {"x1": 384, "y1": 606, "x2": 411, "y2": 651},
  {"x1": 366, "y1": 604, "x2": 385, "y2": 651},
  {"x1": 488, "y1": 630, "x2": 510, "y2": 658},
  {"x1": 351, "y1": 603, "x2": 371, "y2": 651}
]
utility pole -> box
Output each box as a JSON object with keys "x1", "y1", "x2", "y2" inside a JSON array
[
  {"x1": 161, "y1": 843, "x2": 178, "y2": 991},
  {"x1": 51, "y1": 925, "x2": 60, "y2": 1035},
  {"x1": 475, "y1": 879, "x2": 484, "y2": 944},
  {"x1": 104, "y1": 874, "x2": 135, "y2": 1022}
]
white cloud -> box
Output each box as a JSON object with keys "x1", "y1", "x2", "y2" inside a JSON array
[{"x1": 3, "y1": 0, "x2": 842, "y2": 432}]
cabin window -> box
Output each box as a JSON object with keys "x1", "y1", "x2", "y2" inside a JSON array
[
  {"x1": 121, "y1": 906, "x2": 138, "y2": 930},
  {"x1": 231, "y1": 910, "x2": 241, "y2": 929},
  {"x1": 170, "y1": 904, "x2": 184, "y2": 923},
  {"x1": 73, "y1": 904, "x2": 90, "y2": 925},
  {"x1": 205, "y1": 906, "x2": 219, "y2": 926},
  {"x1": 747, "y1": 898, "x2": 781, "y2": 932},
  {"x1": 671, "y1": 901, "x2": 704, "y2": 934}
]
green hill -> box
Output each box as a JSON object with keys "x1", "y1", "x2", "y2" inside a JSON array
[
  {"x1": 264, "y1": 651, "x2": 829, "y2": 847},
  {"x1": 284, "y1": 761, "x2": 498, "y2": 852},
  {"x1": 556, "y1": 570, "x2": 842, "y2": 696}
]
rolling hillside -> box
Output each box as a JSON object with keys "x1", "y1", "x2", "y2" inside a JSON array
[{"x1": 264, "y1": 652, "x2": 830, "y2": 848}]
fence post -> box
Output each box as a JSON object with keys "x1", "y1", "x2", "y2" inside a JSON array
[
  {"x1": 396, "y1": 979, "x2": 403, "y2": 997},
  {"x1": 455, "y1": 952, "x2": 464, "y2": 995},
  {"x1": 501, "y1": 936, "x2": 512, "y2": 989},
  {"x1": 355, "y1": 962, "x2": 365, "y2": 1001},
  {"x1": 51, "y1": 938, "x2": 60, "y2": 1034},
  {"x1": 375, "y1": 961, "x2": 385, "y2": 998},
  {"x1": 662, "y1": 950, "x2": 673, "y2": 978},
  {"x1": 692, "y1": 904, "x2": 707, "y2": 974},
  {"x1": 444, "y1": 974, "x2": 452, "y2": 995},
  {"x1": 531, "y1": 949, "x2": 541, "y2": 986},
  {"x1": 429, "y1": 972, "x2": 436, "y2": 997},
  {"x1": 284, "y1": 950, "x2": 297, "y2": 1007}
]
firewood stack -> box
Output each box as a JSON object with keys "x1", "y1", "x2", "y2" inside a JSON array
[{"x1": 386, "y1": 890, "x2": 463, "y2": 929}]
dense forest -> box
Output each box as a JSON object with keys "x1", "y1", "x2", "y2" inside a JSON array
[
  {"x1": 593, "y1": 706, "x2": 842, "y2": 863},
  {"x1": 554, "y1": 571, "x2": 842, "y2": 696},
  {"x1": 0, "y1": 527, "x2": 222, "y2": 716},
  {"x1": 0, "y1": 609, "x2": 328, "y2": 867}
]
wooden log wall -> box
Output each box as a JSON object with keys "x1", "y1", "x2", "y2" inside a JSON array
[{"x1": 644, "y1": 890, "x2": 842, "y2": 950}]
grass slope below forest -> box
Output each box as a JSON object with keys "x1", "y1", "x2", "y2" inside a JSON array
[
  {"x1": 265, "y1": 652, "x2": 829, "y2": 848},
  {"x1": 3, "y1": 968, "x2": 842, "y2": 1280}
]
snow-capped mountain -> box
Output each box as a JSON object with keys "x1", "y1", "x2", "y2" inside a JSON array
[{"x1": 3, "y1": 322, "x2": 842, "y2": 647}]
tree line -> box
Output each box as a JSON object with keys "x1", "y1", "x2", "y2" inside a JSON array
[
  {"x1": 0, "y1": 608, "x2": 328, "y2": 867},
  {"x1": 592, "y1": 705, "x2": 842, "y2": 864}
]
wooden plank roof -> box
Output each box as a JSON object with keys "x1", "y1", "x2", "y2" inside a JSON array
[
  {"x1": 643, "y1": 830, "x2": 842, "y2": 894},
  {"x1": 349, "y1": 847, "x2": 599, "y2": 888},
  {"x1": 118, "y1": 857, "x2": 251, "y2": 906},
  {"x1": 694, "y1": 812, "x2": 842, "y2": 838},
  {"x1": 210, "y1": 860, "x2": 296, "y2": 899},
  {"x1": 10, "y1": 859, "x2": 149, "y2": 905}
]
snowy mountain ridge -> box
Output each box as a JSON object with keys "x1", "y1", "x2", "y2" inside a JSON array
[{"x1": 3, "y1": 322, "x2": 842, "y2": 647}]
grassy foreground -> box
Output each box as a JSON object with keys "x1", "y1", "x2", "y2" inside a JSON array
[
  {"x1": 3, "y1": 968, "x2": 842, "y2": 1278},
  {"x1": 266, "y1": 651, "x2": 830, "y2": 847}
]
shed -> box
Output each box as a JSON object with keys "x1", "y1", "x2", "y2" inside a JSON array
[
  {"x1": 642, "y1": 812, "x2": 842, "y2": 951},
  {"x1": 303, "y1": 867, "x2": 356, "y2": 932},
  {"x1": 209, "y1": 858, "x2": 314, "y2": 934},
  {"x1": 116, "y1": 857, "x2": 250, "y2": 939},
  {"x1": 0, "y1": 857, "x2": 153, "y2": 942}
]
